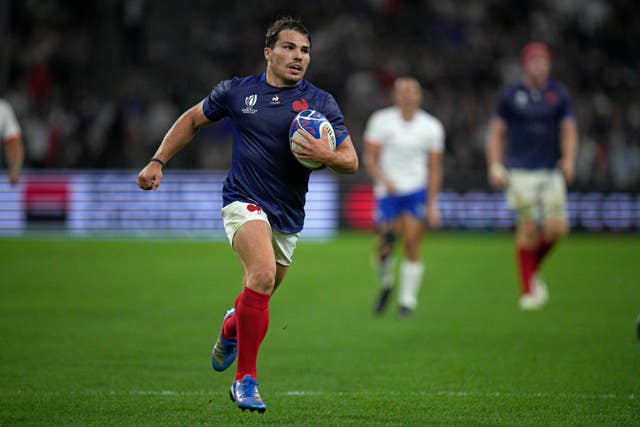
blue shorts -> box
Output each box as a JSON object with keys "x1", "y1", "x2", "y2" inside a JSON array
[{"x1": 376, "y1": 189, "x2": 426, "y2": 224}]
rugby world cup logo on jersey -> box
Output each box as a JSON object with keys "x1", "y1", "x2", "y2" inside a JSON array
[{"x1": 242, "y1": 94, "x2": 258, "y2": 114}]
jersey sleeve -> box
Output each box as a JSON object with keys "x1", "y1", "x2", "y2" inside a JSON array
[
  {"x1": 429, "y1": 119, "x2": 445, "y2": 153},
  {"x1": 363, "y1": 111, "x2": 385, "y2": 145},
  {"x1": 321, "y1": 94, "x2": 349, "y2": 146},
  {"x1": 495, "y1": 87, "x2": 512, "y2": 121},
  {"x1": 557, "y1": 85, "x2": 575, "y2": 120},
  {"x1": 202, "y1": 79, "x2": 234, "y2": 122},
  {"x1": 0, "y1": 100, "x2": 21, "y2": 143}
]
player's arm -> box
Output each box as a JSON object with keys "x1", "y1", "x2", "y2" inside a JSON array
[
  {"x1": 3, "y1": 135, "x2": 24, "y2": 185},
  {"x1": 486, "y1": 116, "x2": 508, "y2": 189},
  {"x1": 364, "y1": 139, "x2": 395, "y2": 193},
  {"x1": 293, "y1": 129, "x2": 358, "y2": 174},
  {"x1": 559, "y1": 117, "x2": 578, "y2": 183},
  {"x1": 137, "y1": 103, "x2": 211, "y2": 190},
  {"x1": 327, "y1": 135, "x2": 358, "y2": 174},
  {"x1": 427, "y1": 150, "x2": 443, "y2": 228}
]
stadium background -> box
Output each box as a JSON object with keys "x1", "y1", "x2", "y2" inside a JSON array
[
  {"x1": 1, "y1": 0, "x2": 639, "y2": 235},
  {"x1": 1, "y1": 2, "x2": 639, "y2": 426}
]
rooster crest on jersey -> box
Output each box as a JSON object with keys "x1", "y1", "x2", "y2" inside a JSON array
[{"x1": 289, "y1": 110, "x2": 336, "y2": 169}]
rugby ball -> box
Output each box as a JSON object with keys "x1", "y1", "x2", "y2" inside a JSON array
[{"x1": 289, "y1": 110, "x2": 336, "y2": 169}]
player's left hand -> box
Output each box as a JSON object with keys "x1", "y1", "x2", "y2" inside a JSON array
[
  {"x1": 8, "y1": 168, "x2": 20, "y2": 185},
  {"x1": 559, "y1": 157, "x2": 575, "y2": 183},
  {"x1": 291, "y1": 127, "x2": 334, "y2": 165},
  {"x1": 427, "y1": 205, "x2": 442, "y2": 229}
]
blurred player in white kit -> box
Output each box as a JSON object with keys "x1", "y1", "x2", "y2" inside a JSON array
[
  {"x1": 364, "y1": 77, "x2": 444, "y2": 318},
  {"x1": 0, "y1": 98, "x2": 24, "y2": 185}
]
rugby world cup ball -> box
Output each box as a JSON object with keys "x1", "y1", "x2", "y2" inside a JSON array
[{"x1": 289, "y1": 110, "x2": 336, "y2": 169}]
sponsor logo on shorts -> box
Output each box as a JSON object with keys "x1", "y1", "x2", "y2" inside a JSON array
[{"x1": 247, "y1": 204, "x2": 262, "y2": 214}]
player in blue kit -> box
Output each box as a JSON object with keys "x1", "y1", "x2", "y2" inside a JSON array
[
  {"x1": 486, "y1": 42, "x2": 578, "y2": 310},
  {"x1": 136, "y1": 17, "x2": 358, "y2": 413}
]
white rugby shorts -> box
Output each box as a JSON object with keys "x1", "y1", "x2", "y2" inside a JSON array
[
  {"x1": 506, "y1": 169, "x2": 567, "y2": 223},
  {"x1": 221, "y1": 201, "x2": 299, "y2": 266}
]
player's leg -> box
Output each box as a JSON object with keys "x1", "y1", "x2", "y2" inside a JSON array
[
  {"x1": 526, "y1": 170, "x2": 569, "y2": 307},
  {"x1": 508, "y1": 171, "x2": 545, "y2": 309},
  {"x1": 233, "y1": 219, "x2": 275, "y2": 374},
  {"x1": 537, "y1": 171, "x2": 569, "y2": 268},
  {"x1": 228, "y1": 219, "x2": 274, "y2": 412},
  {"x1": 372, "y1": 195, "x2": 399, "y2": 314},
  {"x1": 373, "y1": 220, "x2": 397, "y2": 313},
  {"x1": 214, "y1": 225, "x2": 294, "y2": 368},
  {"x1": 215, "y1": 202, "x2": 275, "y2": 412},
  {"x1": 515, "y1": 220, "x2": 540, "y2": 294},
  {"x1": 227, "y1": 226, "x2": 297, "y2": 413},
  {"x1": 217, "y1": 236, "x2": 291, "y2": 342},
  {"x1": 397, "y1": 191, "x2": 426, "y2": 317}
]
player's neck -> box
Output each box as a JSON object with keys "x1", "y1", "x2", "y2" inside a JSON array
[
  {"x1": 524, "y1": 76, "x2": 547, "y2": 89},
  {"x1": 265, "y1": 68, "x2": 299, "y2": 88},
  {"x1": 399, "y1": 108, "x2": 417, "y2": 121}
]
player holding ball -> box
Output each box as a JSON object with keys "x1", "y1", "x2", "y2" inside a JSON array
[
  {"x1": 136, "y1": 16, "x2": 358, "y2": 413},
  {"x1": 486, "y1": 42, "x2": 578, "y2": 310}
]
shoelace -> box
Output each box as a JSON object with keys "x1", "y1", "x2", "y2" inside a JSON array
[
  {"x1": 239, "y1": 377, "x2": 259, "y2": 398},
  {"x1": 215, "y1": 336, "x2": 236, "y2": 353}
]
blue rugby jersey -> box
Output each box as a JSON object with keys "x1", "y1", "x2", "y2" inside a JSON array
[
  {"x1": 496, "y1": 79, "x2": 574, "y2": 169},
  {"x1": 202, "y1": 72, "x2": 349, "y2": 233}
]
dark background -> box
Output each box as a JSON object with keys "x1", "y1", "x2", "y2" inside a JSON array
[{"x1": 2, "y1": 0, "x2": 639, "y2": 192}]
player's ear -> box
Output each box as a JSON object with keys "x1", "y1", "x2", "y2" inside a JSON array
[{"x1": 264, "y1": 47, "x2": 272, "y2": 62}]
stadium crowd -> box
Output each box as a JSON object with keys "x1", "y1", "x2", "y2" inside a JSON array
[{"x1": 3, "y1": 0, "x2": 639, "y2": 191}]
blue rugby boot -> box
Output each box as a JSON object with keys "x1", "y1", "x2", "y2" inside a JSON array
[
  {"x1": 229, "y1": 375, "x2": 266, "y2": 413},
  {"x1": 211, "y1": 308, "x2": 237, "y2": 371}
]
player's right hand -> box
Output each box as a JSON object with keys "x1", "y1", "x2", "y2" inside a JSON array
[
  {"x1": 136, "y1": 162, "x2": 163, "y2": 191},
  {"x1": 382, "y1": 178, "x2": 397, "y2": 194},
  {"x1": 488, "y1": 163, "x2": 509, "y2": 189}
]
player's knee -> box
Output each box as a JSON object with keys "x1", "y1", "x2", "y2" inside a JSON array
[
  {"x1": 516, "y1": 222, "x2": 539, "y2": 248},
  {"x1": 246, "y1": 268, "x2": 276, "y2": 294},
  {"x1": 378, "y1": 230, "x2": 396, "y2": 258},
  {"x1": 545, "y1": 220, "x2": 568, "y2": 241}
]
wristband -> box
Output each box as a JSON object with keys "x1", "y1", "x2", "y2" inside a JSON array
[{"x1": 150, "y1": 157, "x2": 166, "y2": 168}]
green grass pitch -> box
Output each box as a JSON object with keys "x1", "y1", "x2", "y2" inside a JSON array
[{"x1": 0, "y1": 232, "x2": 638, "y2": 426}]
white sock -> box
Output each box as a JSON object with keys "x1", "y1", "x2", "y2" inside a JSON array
[
  {"x1": 378, "y1": 255, "x2": 395, "y2": 290},
  {"x1": 398, "y1": 260, "x2": 424, "y2": 309}
]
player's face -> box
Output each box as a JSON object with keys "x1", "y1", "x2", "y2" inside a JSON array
[
  {"x1": 392, "y1": 79, "x2": 422, "y2": 112},
  {"x1": 264, "y1": 29, "x2": 311, "y2": 87},
  {"x1": 524, "y1": 55, "x2": 551, "y2": 85}
]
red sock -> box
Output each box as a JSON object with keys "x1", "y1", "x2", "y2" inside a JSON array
[
  {"x1": 535, "y1": 236, "x2": 555, "y2": 265},
  {"x1": 517, "y1": 246, "x2": 537, "y2": 294},
  {"x1": 234, "y1": 287, "x2": 270, "y2": 381},
  {"x1": 221, "y1": 295, "x2": 241, "y2": 340}
]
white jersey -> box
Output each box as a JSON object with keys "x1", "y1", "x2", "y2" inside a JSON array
[
  {"x1": 364, "y1": 106, "x2": 444, "y2": 197},
  {"x1": 0, "y1": 99, "x2": 21, "y2": 144}
]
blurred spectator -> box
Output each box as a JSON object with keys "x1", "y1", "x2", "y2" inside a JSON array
[{"x1": 4, "y1": 0, "x2": 640, "y2": 191}]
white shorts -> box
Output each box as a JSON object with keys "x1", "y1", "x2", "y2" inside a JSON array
[
  {"x1": 221, "y1": 201, "x2": 299, "y2": 266},
  {"x1": 506, "y1": 169, "x2": 567, "y2": 223}
]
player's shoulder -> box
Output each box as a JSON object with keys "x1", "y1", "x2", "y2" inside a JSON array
[
  {"x1": 546, "y1": 79, "x2": 571, "y2": 96},
  {"x1": 500, "y1": 81, "x2": 524, "y2": 97},
  {"x1": 0, "y1": 98, "x2": 11, "y2": 111},
  {"x1": 369, "y1": 106, "x2": 398, "y2": 121},
  {"x1": 415, "y1": 109, "x2": 443, "y2": 130},
  {"x1": 416, "y1": 109, "x2": 442, "y2": 124},
  {"x1": 217, "y1": 74, "x2": 262, "y2": 91},
  {"x1": 299, "y1": 80, "x2": 334, "y2": 103}
]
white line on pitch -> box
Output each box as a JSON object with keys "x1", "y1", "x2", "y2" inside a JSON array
[{"x1": 1, "y1": 389, "x2": 636, "y2": 400}]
